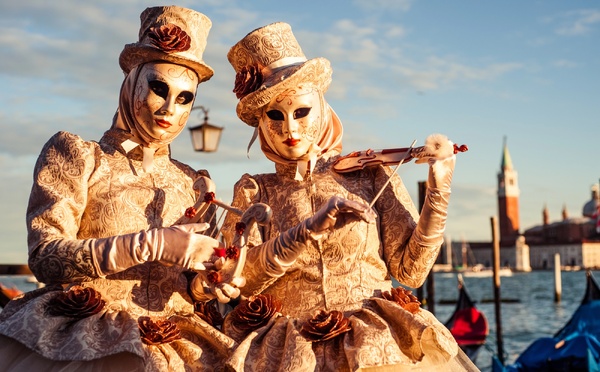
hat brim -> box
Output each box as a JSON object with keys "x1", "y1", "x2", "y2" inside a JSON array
[
  {"x1": 119, "y1": 44, "x2": 214, "y2": 83},
  {"x1": 237, "y1": 57, "x2": 332, "y2": 127}
]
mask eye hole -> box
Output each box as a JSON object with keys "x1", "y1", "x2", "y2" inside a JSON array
[
  {"x1": 266, "y1": 110, "x2": 284, "y2": 121},
  {"x1": 176, "y1": 91, "x2": 195, "y2": 105},
  {"x1": 149, "y1": 80, "x2": 168, "y2": 100},
  {"x1": 294, "y1": 107, "x2": 311, "y2": 119}
]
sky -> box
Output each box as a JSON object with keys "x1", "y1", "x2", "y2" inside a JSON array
[{"x1": 0, "y1": 0, "x2": 598, "y2": 264}]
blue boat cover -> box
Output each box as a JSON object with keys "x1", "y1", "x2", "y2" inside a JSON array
[{"x1": 501, "y1": 271, "x2": 600, "y2": 371}]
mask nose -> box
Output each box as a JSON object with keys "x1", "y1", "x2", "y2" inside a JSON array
[{"x1": 282, "y1": 115, "x2": 299, "y2": 136}]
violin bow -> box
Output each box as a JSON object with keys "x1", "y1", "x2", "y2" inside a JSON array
[{"x1": 369, "y1": 139, "x2": 417, "y2": 208}]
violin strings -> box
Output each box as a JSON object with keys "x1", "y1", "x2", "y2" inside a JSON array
[{"x1": 368, "y1": 139, "x2": 417, "y2": 208}]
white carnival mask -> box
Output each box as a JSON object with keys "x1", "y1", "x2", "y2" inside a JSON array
[
  {"x1": 132, "y1": 62, "x2": 198, "y2": 146},
  {"x1": 259, "y1": 85, "x2": 322, "y2": 161}
]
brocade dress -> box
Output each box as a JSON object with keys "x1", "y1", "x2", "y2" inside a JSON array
[
  {"x1": 0, "y1": 129, "x2": 234, "y2": 371},
  {"x1": 220, "y1": 153, "x2": 479, "y2": 371}
]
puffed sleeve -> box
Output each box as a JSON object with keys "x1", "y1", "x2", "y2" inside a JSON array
[
  {"x1": 27, "y1": 131, "x2": 100, "y2": 284},
  {"x1": 374, "y1": 165, "x2": 442, "y2": 288}
]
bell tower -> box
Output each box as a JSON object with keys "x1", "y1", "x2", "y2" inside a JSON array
[{"x1": 497, "y1": 137, "x2": 520, "y2": 246}]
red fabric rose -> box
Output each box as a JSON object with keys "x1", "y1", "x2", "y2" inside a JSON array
[
  {"x1": 382, "y1": 287, "x2": 421, "y2": 314},
  {"x1": 300, "y1": 310, "x2": 352, "y2": 342},
  {"x1": 148, "y1": 24, "x2": 191, "y2": 53},
  {"x1": 46, "y1": 285, "x2": 105, "y2": 319},
  {"x1": 228, "y1": 294, "x2": 282, "y2": 331},
  {"x1": 233, "y1": 65, "x2": 263, "y2": 99},
  {"x1": 138, "y1": 316, "x2": 181, "y2": 345}
]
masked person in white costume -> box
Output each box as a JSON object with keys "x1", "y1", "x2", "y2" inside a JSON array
[
  {"x1": 199, "y1": 23, "x2": 479, "y2": 371},
  {"x1": 0, "y1": 6, "x2": 236, "y2": 371}
]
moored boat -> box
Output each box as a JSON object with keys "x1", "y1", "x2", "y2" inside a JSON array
[
  {"x1": 445, "y1": 273, "x2": 490, "y2": 363},
  {"x1": 494, "y1": 270, "x2": 600, "y2": 371}
]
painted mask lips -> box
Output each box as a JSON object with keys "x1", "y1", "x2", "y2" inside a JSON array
[
  {"x1": 283, "y1": 138, "x2": 300, "y2": 146},
  {"x1": 155, "y1": 119, "x2": 172, "y2": 129}
]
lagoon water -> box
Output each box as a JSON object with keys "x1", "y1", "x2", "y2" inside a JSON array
[
  {"x1": 2, "y1": 270, "x2": 598, "y2": 371},
  {"x1": 430, "y1": 270, "x2": 599, "y2": 371}
]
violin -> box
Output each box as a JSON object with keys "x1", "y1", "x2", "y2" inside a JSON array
[{"x1": 333, "y1": 134, "x2": 468, "y2": 173}]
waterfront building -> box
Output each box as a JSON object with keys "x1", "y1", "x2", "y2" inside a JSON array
[{"x1": 439, "y1": 140, "x2": 600, "y2": 271}]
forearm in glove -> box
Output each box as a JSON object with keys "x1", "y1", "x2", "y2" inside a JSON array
[
  {"x1": 413, "y1": 155, "x2": 455, "y2": 246},
  {"x1": 90, "y1": 223, "x2": 220, "y2": 277}
]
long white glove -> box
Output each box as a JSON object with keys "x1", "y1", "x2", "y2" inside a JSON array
[
  {"x1": 190, "y1": 196, "x2": 376, "y2": 303},
  {"x1": 272, "y1": 196, "x2": 377, "y2": 264},
  {"x1": 414, "y1": 155, "x2": 455, "y2": 245},
  {"x1": 90, "y1": 223, "x2": 221, "y2": 276}
]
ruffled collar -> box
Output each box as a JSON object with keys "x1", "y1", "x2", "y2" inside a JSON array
[{"x1": 100, "y1": 128, "x2": 171, "y2": 162}]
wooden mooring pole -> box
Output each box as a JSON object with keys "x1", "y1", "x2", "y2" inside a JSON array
[
  {"x1": 491, "y1": 216, "x2": 504, "y2": 364},
  {"x1": 554, "y1": 253, "x2": 562, "y2": 303}
]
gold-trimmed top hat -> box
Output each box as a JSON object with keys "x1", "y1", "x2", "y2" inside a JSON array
[
  {"x1": 228, "y1": 22, "x2": 332, "y2": 127},
  {"x1": 119, "y1": 6, "x2": 214, "y2": 82}
]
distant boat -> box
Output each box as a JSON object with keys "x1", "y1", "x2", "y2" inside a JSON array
[
  {"x1": 494, "y1": 270, "x2": 600, "y2": 371},
  {"x1": 0, "y1": 282, "x2": 23, "y2": 308},
  {"x1": 459, "y1": 264, "x2": 513, "y2": 278},
  {"x1": 445, "y1": 273, "x2": 489, "y2": 363}
]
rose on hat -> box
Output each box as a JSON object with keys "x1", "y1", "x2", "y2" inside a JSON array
[
  {"x1": 119, "y1": 6, "x2": 214, "y2": 82},
  {"x1": 227, "y1": 22, "x2": 332, "y2": 127}
]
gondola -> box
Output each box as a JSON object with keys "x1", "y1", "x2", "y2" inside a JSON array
[
  {"x1": 495, "y1": 270, "x2": 600, "y2": 371},
  {"x1": 445, "y1": 273, "x2": 489, "y2": 363}
]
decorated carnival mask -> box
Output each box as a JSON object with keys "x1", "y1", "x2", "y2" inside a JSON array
[
  {"x1": 132, "y1": 62, "x2": 198, "y2": 145},
  {"x1": 259, "y1": 85, "x2": 322, "y2": 161}
]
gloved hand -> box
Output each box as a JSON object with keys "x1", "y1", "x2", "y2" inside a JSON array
[
  {"x1": 427, "y1": 154, "x2": 455, "y2": 192},
  {"x1": 90, "y1": 223, "x2": 221, "y2": 276},
  {"x1": 189, "y1": 271, "x2": 246, "y2": 303},
  {"x1": 269, "y1": 196, "x2": 376, "y2": 265},
  {"x1": 305, "y1": 195, "x2": 377, "y2": 237}
]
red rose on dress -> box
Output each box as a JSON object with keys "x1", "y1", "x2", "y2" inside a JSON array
[
  {"x1": 148, "y1": 24, "x2": 191, "y2": 53},
  {"x1": 300, "y1": 310, "x2": 352, "y2": 342},
  {"x1": 382, "y1": 287, "x2": 421, "y2": 314},
  {"x1": 46, "y1": 285, "x2": 105, "y2": 319},
  {"x1": 233, "y1": 65, "x2": 263, "y2": 99},
  {"x1": 194, "y1": 300, "x2": 224, "y2": 328},
  {"x1": 138, "y1": 316, "x2": 181, "y2": 345},
  {"x1": 228, "y1": 294, "x2": 282, "y2": 331}
]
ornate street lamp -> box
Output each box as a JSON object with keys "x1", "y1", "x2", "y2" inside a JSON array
[{"x1": 188, "y1": 106, "x2": 223, "y2": 152}]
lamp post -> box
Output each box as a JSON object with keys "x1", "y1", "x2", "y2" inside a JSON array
[{"x1": 188, "y1": 106, "x2": 223, "y2": 152}]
